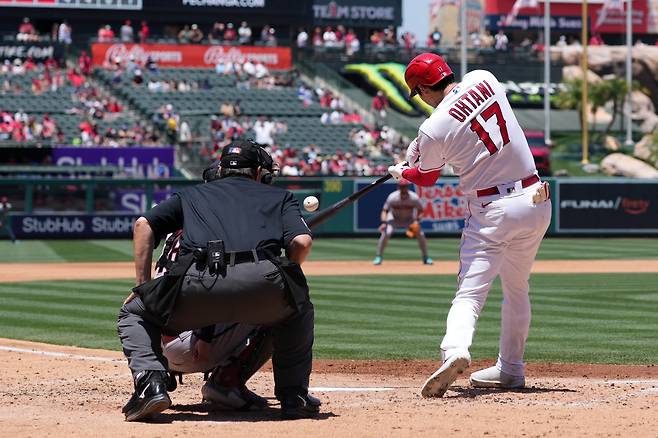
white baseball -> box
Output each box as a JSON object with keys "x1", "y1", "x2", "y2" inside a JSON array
[{"x1": 303, "y1": 196, "x2": 319, "y2": 212}]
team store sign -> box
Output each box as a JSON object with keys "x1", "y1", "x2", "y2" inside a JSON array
[{"x1": 91, "y1": 43, "x2": 292, "y2": 70}]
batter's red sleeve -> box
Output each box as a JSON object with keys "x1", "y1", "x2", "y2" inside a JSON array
[{"x1": 402, "y1": 166, "x2": 441, "y2": 187}]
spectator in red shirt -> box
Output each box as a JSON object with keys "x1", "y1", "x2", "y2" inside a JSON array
[
  {"x1": 371, "y1": 91, "x2": 389, "y2": 119},
  {"x1": 23, "y1": 58, "x2": 37, "y2": 72},
  {"x1": 79, "y1": 51, "x2": 92, "y2": 75},
  {"x1": 17, "y1": 17, "x2": 37, "y2": 42},
  {"x1": 106, "y1": 99, "x2": 122, "y2": 113},
  {"x1": 98, "y1": 25, "x2": 115, "y2": 43},
  {"x1": 42, "y1": 114, "x2": 56, "y2": 139},
  {"x1": 31, "y1": 77, "x2": 43, "y2": 95},
  {"x1": 335, "y1": 25, "x2": 345, "y2": 43},
  {"x1": 370, "y1": 30, "x2": 383, "y2": 47},
  {"x1": 44, "y1": 57, "x2": 58, "y2": 70},
  {"x1": 67, "y1": 69, "x2": 85, "y2": 89},
  {"x1": 312, "y1": 27, "x2": 323, "y2": 47},
  {"x1": 139, "y1": 21, "x2": 149, "y2": 43},
  {"x1": 589, "y1": 33, "x2": 604, "y2": 46},
  {"x1": 224, "y1": 23, "x2": 237, "y2": 42}
]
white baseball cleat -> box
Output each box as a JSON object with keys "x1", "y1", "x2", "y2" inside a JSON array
[
  {"x1": 420, "y1": 352, "x2": 471, "y2": 398},
  {"x1": 469, "y1": 366, "x2": 525, "y2": 389}
]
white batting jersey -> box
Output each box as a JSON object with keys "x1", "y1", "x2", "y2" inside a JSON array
[{"x1": 416, "y1": 70, "x2": 536, "y2": 195}]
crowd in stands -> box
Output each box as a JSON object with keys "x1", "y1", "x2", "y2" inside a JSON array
[
  {"x1": 15, "y1": 17, "x2": 73, "y2": 45},
  {"x1": 0, "y1": 111, "x2": 62, "y2": 143},
  {"x1": 274, "y1": 123, "x2": 405, "y2": 176},
  {"x1": 98, "y1": 20, "x2": 149, "y2": 43},
  {"x1": 77, "y1": 119, "x2": 160, "y2": 147},
  {"x1": 177, "y1": 22, "x2": 275, "y2": 46},
  {"x1": 94, "y1": 20, "x2": 275, "y2": 46},
  {"x1": 214, "y1": 59, "x2": 296, "y2": 89},
  {"x1": 0, "y1": 53, "x2": 162, "y2": 146}
]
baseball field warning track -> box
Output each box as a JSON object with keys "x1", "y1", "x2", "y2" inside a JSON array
[{"x1": 1, "y1": 259, "x2": 658, "y2": 283}]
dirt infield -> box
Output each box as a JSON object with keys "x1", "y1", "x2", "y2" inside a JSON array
[
  {"x1": 2, "y1": 261, "x2": 657, "y2": 436},
  {"x1": 1, "y1": 338, "x2": 657, "y2": 437},
  {"x1": 2, "y1": 259, "x2": 658, "y2": 283}
]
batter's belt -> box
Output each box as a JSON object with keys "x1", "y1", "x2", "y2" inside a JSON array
[{"x1": 476, "y1": 174, "x2": 540, "y2": 198}]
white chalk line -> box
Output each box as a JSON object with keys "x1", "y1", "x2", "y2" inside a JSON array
[
  {"x1": 0, "y1": 345, "x2": 122, "y2": 363},
  {"x1": 2, "y1": 343, "x2": 657, "y2": 399},
  {"x1": 596, "y1": 379, "x2": 658, "y2": 385},
  {"x1": 311, "y1": 387, "x2": 394, "y2": 392},
  {"x1": 0, "y1": 345, "x2": 398, "y2": 393}
]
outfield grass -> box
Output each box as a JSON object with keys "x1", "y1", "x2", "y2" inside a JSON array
[
  {"x1": 0, "y1": 274, "x2": 656, "y2": 364},
  {"x1": 0, "y1": 237, "x2": 657, "y2": 263}
]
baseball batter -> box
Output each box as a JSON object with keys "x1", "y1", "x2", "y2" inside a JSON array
[
  {"x1": 388, "y1": 53, "x2": 551, "y2": 397},
  {"x1": 373, "y1": 180, "x2": 432, "y2": 265}
]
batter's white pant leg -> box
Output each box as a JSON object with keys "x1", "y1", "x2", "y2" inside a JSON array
[
  {"x1": 439, "y1": 205, "x2": 506, "y2": 361},
  {"x1": 496, "y1": 196, "x2": 552, "y2": 376},
  {"x1": 375, "y1": 224, "x2": 394, "y2": 257}
]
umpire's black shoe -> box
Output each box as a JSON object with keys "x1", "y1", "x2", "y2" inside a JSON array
[
  {"x1": 280, "y1": 392, "x2": 321, "y2": 420},
  {"x1": 122, "y1": 370, "x2": 172, "y2": 422}
]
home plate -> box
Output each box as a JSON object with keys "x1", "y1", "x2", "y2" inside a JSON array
[{"x1": 311, "y1": 386, "x2": 395, "y2": 392}]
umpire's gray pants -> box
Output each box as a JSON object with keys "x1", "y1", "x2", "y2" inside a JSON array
[{"x1": 117, "y1": 259, "x2": 314, "y2": 395}]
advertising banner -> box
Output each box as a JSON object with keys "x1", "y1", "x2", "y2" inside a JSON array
[
  {"x1": 114, "y1": 189, "x2": 172, "y2": 213},
  {"x1": 354, "y1": 179, "x2": 466, "y2": 234},
  {"x1": 91, "y1": 43, "x2": 292, "y2": 70},
  {"x1": 484, "y1": 14, "x2": 583, "y2": 31},
  {"x1": 557, "y1": 181, "x2": 658, "y2": 233},
  {"x1": 52, "y1": 146, "x2": 174, "y2": 178},
  {"x1": 11, "y1": 214, "x2": 138, "y2": 239},
  {"x1": 313, "y1": 0, "x2": 402, "y2": 27},
  {"x1": 142, "y1": 0, "x2": 312, "y2": 20},
  {"x1": 484, "y1": 0, "x2": 648, "y2": 33},
  {"x1": 0, "y1": 0, "x2": 142, "y2": 9},
  {"x1": 0, "y1": 42, "x2": 64, "y2": 62}
]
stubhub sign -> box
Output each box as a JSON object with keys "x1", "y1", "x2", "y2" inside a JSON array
[{"x1": 13, "y1": 214, "x2": 139, "y2": 238}]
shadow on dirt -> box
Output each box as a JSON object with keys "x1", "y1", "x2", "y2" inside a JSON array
[
  {"x1": 448, "y1": 385, "x2": 578, "y2": 398},
  {"x1": 144, "y1": 403, "x2": 338, "y2": 423}
]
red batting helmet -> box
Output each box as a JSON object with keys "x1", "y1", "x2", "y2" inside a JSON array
[{"x1": 404, "y1": 53, "x2": 453, "y2": 98}]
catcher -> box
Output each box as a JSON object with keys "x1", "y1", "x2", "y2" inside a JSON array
[{"x1": 373, "y1": 180, "x2": 433, "y2": 265}]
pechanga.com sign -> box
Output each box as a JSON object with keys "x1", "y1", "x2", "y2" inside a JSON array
[
  {"x1": 354, "y1": 178, "x2": 465, "y2": 234},
  {"x1": 142, "y1": 0, "x2": 311, "y2": 19},
  {"x1": 181, "y1": 0, "x2": 265, "y2": 6},
  {"x1": 0, "y1": 42, "x2": 63, "y2": 61}
]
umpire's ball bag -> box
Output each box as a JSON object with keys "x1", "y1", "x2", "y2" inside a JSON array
[{"x1": 132, "y1": 252, "x2": 195, "y2": 330}]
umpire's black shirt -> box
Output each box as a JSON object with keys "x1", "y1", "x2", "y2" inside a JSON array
[{"x1": 142, "y1": 176, "x2": 311, "y2": 252}]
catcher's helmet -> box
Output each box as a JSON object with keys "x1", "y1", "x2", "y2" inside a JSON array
[{"x1": 404, "y1": 52, "x2": 453, "y2": 98}]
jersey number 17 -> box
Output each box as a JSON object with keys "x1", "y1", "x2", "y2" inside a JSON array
[{"x1": 469, "y1": 101, "x2": 510, "y2": 155}]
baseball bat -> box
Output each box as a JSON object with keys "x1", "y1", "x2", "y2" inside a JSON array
[{"x1": 307, "y1": 173, "x2": 393, "y2": 229}]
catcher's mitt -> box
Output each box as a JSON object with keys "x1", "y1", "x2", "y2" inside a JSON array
[{"x1": 405, "y1": 221, "x2": 420, "y2": 238}]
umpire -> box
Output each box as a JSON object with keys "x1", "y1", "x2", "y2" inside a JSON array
[{"x1": 117, "y1": 139, "x2": 319, "y2": 421}]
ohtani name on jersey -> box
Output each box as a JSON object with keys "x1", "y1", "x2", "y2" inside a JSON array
[{"x1": 448, "y1": 80, "x2": 495, "y2": 122}]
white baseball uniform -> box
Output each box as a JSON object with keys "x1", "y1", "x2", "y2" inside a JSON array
[{"x1": 411, "y1": 70, "x2": 551, "y2": 377}]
